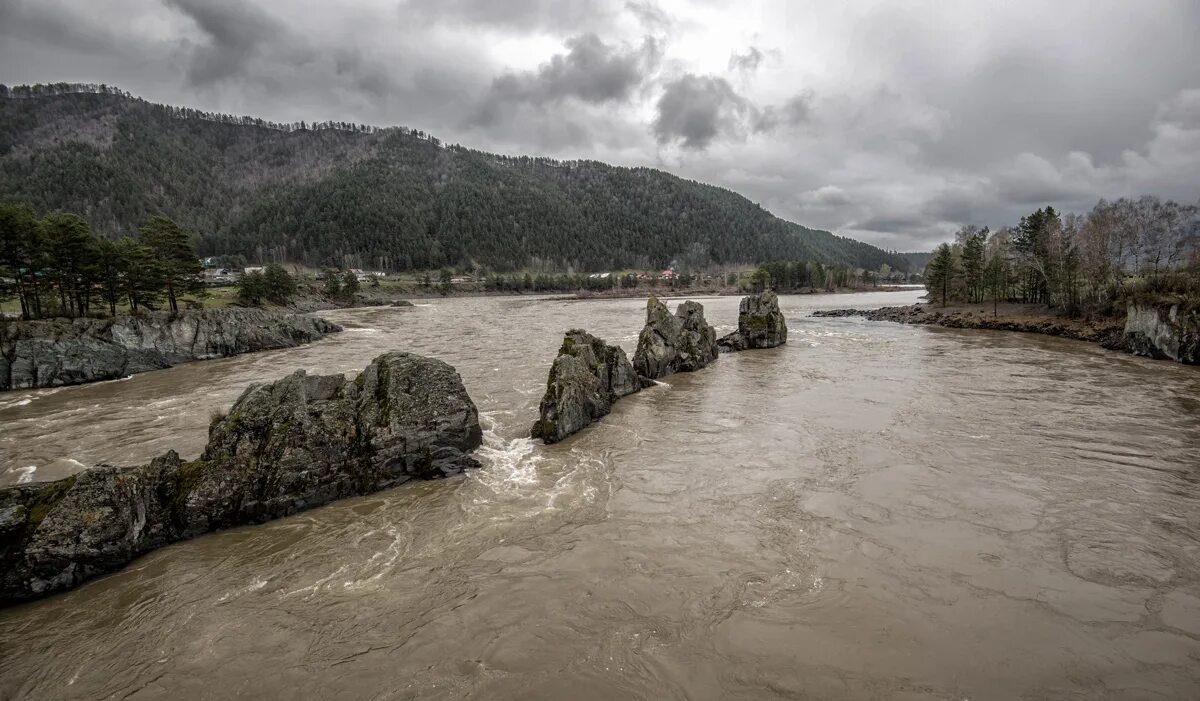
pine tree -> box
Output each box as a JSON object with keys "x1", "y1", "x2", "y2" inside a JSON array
[
  {"x1": 139, "y1": 216, "x2": 202, "y2": 313},
  {"x1": 925, "y1": 243, "x2": 959, "y2": 307}
]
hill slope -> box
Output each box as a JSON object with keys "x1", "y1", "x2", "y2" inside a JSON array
[{"x1": 0, "y1": 85, "x2": 911, "y2": 273}]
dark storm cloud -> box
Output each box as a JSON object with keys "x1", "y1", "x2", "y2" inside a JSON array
[
  {"x1": 653, "y1": 74, "x2": 753, "y2": 149},
  {"x1": 164, "y1": 0, "x2": 283, "y2": 86},
  {"x1": 480, "y1": 34, "x2": 661, "y2": 112}
]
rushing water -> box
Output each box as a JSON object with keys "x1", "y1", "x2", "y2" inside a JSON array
[{"x1": 2, "y1": 290, "x2": 1199, "y2": 700}]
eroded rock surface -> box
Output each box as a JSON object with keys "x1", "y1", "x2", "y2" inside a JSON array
[
  {"x1": 718, "y1": 291, "x2": 788, "y2": 351},
  {"x1": 1121, "y1": 303, "x2": 1199, "y2": 364},
  {"x1": 0, "y1": 308, "x2": 341, "y2": 391},
  {"x1": 632, "y1": 297, "x2": 718, "y2": 380},
  {"x1": 531, "y1": 329, "x2": 641, "y2": 444},
  {"x1": 0, "y1": 351, "x2": 481, "y2": 605}
]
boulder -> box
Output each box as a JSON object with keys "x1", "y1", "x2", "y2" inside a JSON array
[
  {"x1": 0, "y1": 350, "x2": 481, "y2": 605},
  {"x1": 632, "y1": 297, "x2": 719, "y2": 380},
  {"x1": 531, "y1": 329, "x2": 641, "y2": 444},
  {"x1": 718, "y1": 291, "x2": 788, "y2": 351},
  {"x1": 0, "y1": 308, "x2": 342, "y2": 391}
]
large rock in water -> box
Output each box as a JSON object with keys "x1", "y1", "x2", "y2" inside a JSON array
[
  {"x1": 0, "y1": 308, "x2": 341, "y2": 391},
  {"x1": 0, "y1": 351, "x2": 481, "y2": 605},
  {"x1": 1120, "y1": 303, "x2": 1199, "y2": 364},
  {"x1": 718, "y1": 291, "x2": 788, "y2": 351},
  {"x1": 632, "y1": 297, "x2": 719, "y2": 380},
  {"x1": 531, "y1": 330, "x2": 642, "y2": 444}
]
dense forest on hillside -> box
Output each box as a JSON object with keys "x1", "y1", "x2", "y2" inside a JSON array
[{"x1": 0, "y1": 84, "x2": 912, "y2": 273}]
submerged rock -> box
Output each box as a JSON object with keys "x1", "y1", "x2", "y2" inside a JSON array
[
  {"x1": 718, "y1": 291, "x2": 788, "y2": 352},
  {"x1": 531, "y1": 329, "x2": 642, "y2": 444},
  {"x1": 0, "y1": 308, "x2": 341, "y2": 391},
  {"x1": 0, "y1": 351, "x2": 481, "y2": 605},
  {"x1": 1120, "y1": 303, "x2": 1199, "y2": 364},
  {"x1": 632, "y1": 297, "x2": 718, "y2": 380}
]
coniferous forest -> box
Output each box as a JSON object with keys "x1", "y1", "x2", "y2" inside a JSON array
[{"x1": 0, "y1": 84, "x2": 913, "y2": 274}]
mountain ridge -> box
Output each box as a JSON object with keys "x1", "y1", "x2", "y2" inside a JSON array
[{"x1": 0, "y1": 84, "x2": 912, "y2": 273}]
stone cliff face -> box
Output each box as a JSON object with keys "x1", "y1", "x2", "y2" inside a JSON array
[
  {"x1": 0, "y1": 351, "x2": 481, "y2": 605},
  {"x1": 1121, "y1": 303, "x2": 1199, "y2": 364},
  {"x1": 718, "y1": 291, "x2": 787, "y2": 351},
  {"x1": 531, "y1": 329, "x2": 642, "y2": 444},
  {"x1": 0, "y1": 308, "x2": 341, "y2": 391},
  {"x1": 632, "y1": 297, "x2": 718, "y2": 380}
]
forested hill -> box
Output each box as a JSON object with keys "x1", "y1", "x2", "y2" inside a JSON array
[{"x1": 0, "y1": 84, "x2": 911, "y2": 273}]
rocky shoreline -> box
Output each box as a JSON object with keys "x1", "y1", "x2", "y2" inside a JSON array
[
  {"x1": 812, "y1": 303, "x2": 1198, "y2": 364},
  {"x1": 0, "y1": 308, "x2": 342, "y2": 391},
  {"x1": 0, "y1": 350, "x2": 482, "y2": 605}
]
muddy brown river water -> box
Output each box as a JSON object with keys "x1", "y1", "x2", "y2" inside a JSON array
[{"x1": 2, "y1": 290, "x2": 1199, "y2": 700}]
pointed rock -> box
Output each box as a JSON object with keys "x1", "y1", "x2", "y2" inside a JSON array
[
  {"x1": 531, "y1": 330, "x2": 640, "y2": 444},
  {"x1": 718, "y1": 290, "x2": 787, "y2": 351},
  {"x1": 632, "y1": 296, "x2": 718, "y2": 380}
]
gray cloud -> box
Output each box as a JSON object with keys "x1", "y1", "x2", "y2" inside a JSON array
[
  {"x1": 653, "y1": 74, "x2": 753, "y2": 149},
  {"x1": 479, "y1": 33, "x2": 660, "y2": 114},
  {"x1": 164, "y1": 0, "x2": 283, "y2": 86},
  {"x1": 401, "y1": 0, "x2": 622, "y2": 32}
]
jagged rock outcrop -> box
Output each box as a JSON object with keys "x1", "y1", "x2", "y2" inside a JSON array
[
  {"x1": 531, "y1": 330, "x2": 642, "y2": 444},
  {"x1": 1120, "y1": 303, "x2": 1199, "y2": 364},
  {"x1": 718, "y1": 291, "x2": 788, "y2": 352},
  {"x1": 0, "y1": 351, "x2": 481, "y2": 605},
  {"x1": 0, "y1": 308, "x2": 341, "y2": 391},
  {"x1": 632, "y1": 297, "x2": 718, "y2": 380}
]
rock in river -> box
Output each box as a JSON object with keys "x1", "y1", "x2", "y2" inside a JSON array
[
  {"x1": 531, "y1": 329, "x2": 642, "y2": 444},
  {"x1": 718, "y1": 290, "x2": 788, "y2": 352},
  {"x1": 0, "y1": 350, "x2": 482, "y2": 606},
  {"x1": 632, "y1": 296, "x2": 718, "y2": 380}
]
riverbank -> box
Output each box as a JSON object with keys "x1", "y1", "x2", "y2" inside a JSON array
[
  {"x1": 813, "y1": 301, "x2": 1198, "y2": 364},
  {"x1": 0, "y1": 308, "x2": 341, "y2": 391}
]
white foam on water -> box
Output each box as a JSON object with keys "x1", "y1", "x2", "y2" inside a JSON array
[
  {"x1": 475, "y1": 431, "x2": 542, "y2": 491},
  {"x1": 6, "y1": 465, "x2": 38, "y2": 483}
]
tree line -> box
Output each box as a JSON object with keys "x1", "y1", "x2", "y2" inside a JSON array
[
  {"x1": 0, "y1": 203, "x2": 202, "y2": 318},
  {"x1": 924, "y1": 196, "x2": 1200, "y2": 314}
]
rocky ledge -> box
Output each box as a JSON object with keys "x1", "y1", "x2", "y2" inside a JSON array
[
  {"x1": 0, "y1": 350, "x2": 482, "y2": 605},
  {"x1": 718, "y1": 291, "x2": 788, "y2": 352},
  {"x1": 632, "y1": 296, "x2": 718, "y2": 379},
  {"x1": 0, "y1": 308, "x2": 342, "y2": 391},
  {"x1": 531, "y1": 329, "x2": 644, "y2": 444},
  {"x1": 1121, "y1": 303, "x2": 1199, "y2": 364}
]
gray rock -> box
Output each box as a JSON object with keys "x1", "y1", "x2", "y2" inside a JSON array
[
  {"x1": 531, "y1": 329, "x2": 640, "y2": 444},
  {"x1": 718, "y1": 291, "x2": 788, "y2": 352},
  {"x1": 632, "y1": 296, "x2": 718, "y2": 380},
  {"x1": 1121, "y1": 303, "x2": 1199, "y2": 364},
  {"x1": 0, "y1": 351, "x2": 481, "y2": 605},
  {"x1": 0, "y1": 308, "x2": 341, "y2": 391}
]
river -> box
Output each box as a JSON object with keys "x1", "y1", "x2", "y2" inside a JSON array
[{"x1": 2, "y1": 290, "x2": 1199, "y2": 699}]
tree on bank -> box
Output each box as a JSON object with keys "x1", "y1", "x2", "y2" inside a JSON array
[
  {"x1": 262, "y1": 264, "x2": 296, "y2": 304},
  {"x1": 322, "y1": 269, "x2": 342, "y2": 297},
  {"x1": 925, "y1": 243, "x2": 959, "y2": 307},
  {"x1": 139, "y1": 216, "x2": 202, "y2": 314},
  {"x1": 1, "y1": 203, "x2": 199, "y2": 319},
  {"x1": 341, "y1": 270, "x2": 360, "y2": 300},
  {"x1": 238, "y1": 264, "x2": 296, "y2": 306}
]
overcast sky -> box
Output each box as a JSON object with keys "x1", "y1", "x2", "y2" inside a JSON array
[{"x1": 2, "y1": 0, "x2": 1198, "y2": 250}]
